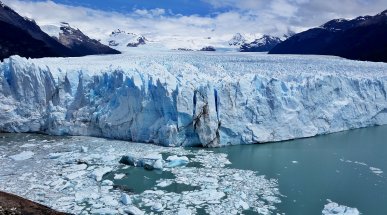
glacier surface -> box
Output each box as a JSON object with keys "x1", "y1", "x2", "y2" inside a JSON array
[{"x1": 0, "y1": 52, "x2": 386, "y2": 147}]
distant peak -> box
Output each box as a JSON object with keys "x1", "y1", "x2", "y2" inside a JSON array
[
  {"x1": 112, "y1": 29, "x2": 125, "y2": 35},
  {"x1": 60, "y1": 22, "x2": 71, "y2": 28},
  {"x1": 228, "y1": 33, "x2": 247, "y2": 46},
  {"x1": 378, "y1": 9, "x2": 387, "y2": 16},
  {"x1": 261, "y1": 34, "x2": 273, "y2": 38}
]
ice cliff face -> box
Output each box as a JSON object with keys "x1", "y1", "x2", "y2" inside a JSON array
[{"x1": 0, "y1": 53, "x2": 386, "y2": 147}]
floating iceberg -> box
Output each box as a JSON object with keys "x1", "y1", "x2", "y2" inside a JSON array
[
  {"x1": 322, "y1": 200, "x2": 360, "y2": 215},
  {"x1": 165, "y1": 155, "x2": 189, "y2": 168},
  {"x1": 0, "y1": 53, "x2": 386, "y2": 147}
]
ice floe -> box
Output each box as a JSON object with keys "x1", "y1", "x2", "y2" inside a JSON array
[
  {"x1": 322, "y1": 200, "x2": 360, "y2": 215},
  {"x1": 340, "y1": 158, "x2": 384, "y2": 177}
]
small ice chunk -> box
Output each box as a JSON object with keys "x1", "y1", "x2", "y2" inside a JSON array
[
  {"x1": 370, "y1": 167, "x2": 383, "y2": 175},
  {"x1": 143, "y1": 161, "x2": 155, "y2": 170},
  {"x1": 47, "y1": 152, "x2": 63, "y2": 159},
  {"x1": 100, "y1": 196, "x2": 119, "y2": 207},
  {"x1": 322, "y1": 200, "x2": 360, "y2": 215},
  {"x1": 119, "y1": 154, "x2": 139, "y2": 166},
  {"x1": 151, "y1": 202, "x2": 164, "y2": 212},
  {"x1": 153, "y1": 159, "x2": 163, "y2": 170},
  {"x1": 166, "y1": 155, "x2": 189, "y2": 162},
  {"x1": 63, "y1": 164, "x2": 87, "y2": 172},
  {"x1": 114, "y1": 173, "x2": 126, "y2": 180},
  {"x1": 156, "y1": 180, "x2": 173, "y2": 187},
  {"x1": 258, "y1": 208, "x2": 269, "y2": 214},
  {"x1": 165, "y1": 155, "x2": 189, "y2": 168},
  {"x1": 354, "y1": 161, "x2": 367, "y2": 166},
  {"x1": 91, "y1": 207, "x2": 117, "y2": 215},
  {"x1": 20, "y1": 143, "x2": 35, "y2": 148},
  {"x1": 143, "y1": 153, "x2": 162, "y2": 160},
  {"x1": 292, "y1": 161, "x2": 298, "y2": 164},
  {"x1": 177, "y1": 208, "x2": 192, "y2": 215},
  {"x1": 125, "y1": 206, "x2": 144, "y2": 215},
  {"x1": 65, "y1": 170, "x2": 87, "y2": 180},
  {"x1": 9, "y1": 151, "x2": 34, "y2": 161},
  {"x1": 184, "y1": 189, "x2": 225, "y2": 203},
  {"x1": 91, "y1": 167, "x2": 113, "y2": 182},
  {"x1": 233, "y1": 173, "x2": 243, "y2": 181},
  {"x1": 101, "y1": 180, "x2": 114, "y2": 186},
  {"x1": 121, "y1": 193, "x2": 132, "y2": 205},
  {"x1": 81, "y1": 146, "x2": 88, "y2": 153},
  {"x1": 239, "y1": 200, "x2": 249, "y2": 210}
]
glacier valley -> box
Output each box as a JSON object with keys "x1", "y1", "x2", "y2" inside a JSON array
[{"x1": 0, "y1": 52, "x2": 386, "y2": 147}]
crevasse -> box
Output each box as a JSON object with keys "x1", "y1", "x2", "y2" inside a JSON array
[{"x1": 0, "y1": 53, "x2": 386, "y2": 147}]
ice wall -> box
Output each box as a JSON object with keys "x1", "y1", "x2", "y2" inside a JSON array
[{"x1": 0, "y1": 54, "x2": 386, "y2": 147}]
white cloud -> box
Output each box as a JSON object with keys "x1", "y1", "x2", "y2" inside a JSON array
[
  {"x1": 2, "y1": 0, "x2": 386, "y2": 44},
  {"x1": 270, "y1": 0, "x2": 298, "y2": 18},
  {"x1": 134, "y1": 8, "x2": 166, "y2": 18},
  {"x1": 202, "y1": 0, "x2": 387, "y2": 21},
  {"x1": 1, "y1": 0, "x2": 292, "y2": 41}
]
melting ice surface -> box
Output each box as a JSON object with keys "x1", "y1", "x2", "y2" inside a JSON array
[{"x1": 0, "y1": 52, "x2": 387, "y2": 147}]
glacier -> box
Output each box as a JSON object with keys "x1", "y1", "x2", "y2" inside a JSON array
[{"x1": 0, "y1": 52, "x2": 386, "y2": 147}]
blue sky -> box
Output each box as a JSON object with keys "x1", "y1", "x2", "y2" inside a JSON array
[{"x1": 29, "y1": 0, "x2": 230, "y2": 16}]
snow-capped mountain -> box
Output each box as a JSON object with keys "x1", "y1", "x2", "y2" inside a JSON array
[
  {"x1": 240, "y1": 35, "x2": 282, "y2": 52},
  {"x1": 0, "y1": 1, "x2": 75, "y2": 60},
  {"x1": 228, "y1": 33, "x2": 247, "y2": 46},
  {"x1": 42, "y1": 22, "x2": 120, "y2": 56},
  {"x1": 270, "y1": 9, "x2": 387, "y2": 62},
  {"x1": 105, "y1": 31, "x2": 229, "y2": 52},
  {"x1": 105, "y1": 29, "x2": 148, "y2": 50},
  {"x1": 0, "y1": 1, "x2": 120, "y2": 60},
  {"x1": 40, "y1": 24, "x2": 61, "y2": 38}
]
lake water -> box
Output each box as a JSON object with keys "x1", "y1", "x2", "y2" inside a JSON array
[
  {"x1": 0, "y1": 125, "x2": 386, "y2": 214},
  {"x1": 213, "y1": 125, "x2": 387, "y2": 214}
]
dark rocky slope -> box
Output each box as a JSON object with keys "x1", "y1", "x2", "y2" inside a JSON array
[
  {"x1": 0, "y1": 2, "x2": 120, "y2": 61},
  {"x1": 58, "y1": 23, "x2": 120, "y2": 55},
  {"x1": 269, "y1": 10, "x2": 387, "y2": 62}
]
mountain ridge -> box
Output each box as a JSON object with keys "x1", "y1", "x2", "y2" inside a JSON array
[
  {"x1": 0, "y1": 1, "x2": 120, "y2": 60},
  {"x1": 269, "y1": 9, "x2": 387, "y2": 62}
]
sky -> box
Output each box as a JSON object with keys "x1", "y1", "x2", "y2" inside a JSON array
[{"x1": 2, "y1": 0, "x2": 387, "y2": 41}]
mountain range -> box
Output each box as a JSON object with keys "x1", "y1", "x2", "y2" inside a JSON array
[
  {"x1": 45, "y1": 22, "x2": 120, "y2": 56},
  {"x1": 1, "y1": 0, "x2": 386, "y2": 63},
  {"x1": 0, "y1": 1, "x2": 119, "y2": 61},
  {"x1": 270, "y1": 10, "x2": 387, "y2": 62},
  {"x1": 240, "y1": 35, "x2": 283, "y2": 52}
]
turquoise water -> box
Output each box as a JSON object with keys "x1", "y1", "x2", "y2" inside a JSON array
[{"x1": 213, "y1": 125, "x2": 387, "y2": 214}]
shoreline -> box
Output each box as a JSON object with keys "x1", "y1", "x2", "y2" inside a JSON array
[{"x1": 0, "y1": 191, "x2": 69, "y2": 215}]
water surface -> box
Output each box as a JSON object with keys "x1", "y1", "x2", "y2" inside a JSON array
[
  {"x1": 213, "y1": 125, "x2": 387, "y2": 214},
  {"x1": 1, "y1": 125, "x2": 386, "y2": 214}
]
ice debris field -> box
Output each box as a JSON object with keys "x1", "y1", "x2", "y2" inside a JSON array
[
  {"x1": 1, "y1": 51, "x2": 386, "y2": 147},
  {"x1": 0, "y1": 133, "x2": 362, "y2": 215},
  {"x1": 0, "y1": 134, "x2": 281, "y2": 215}
]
